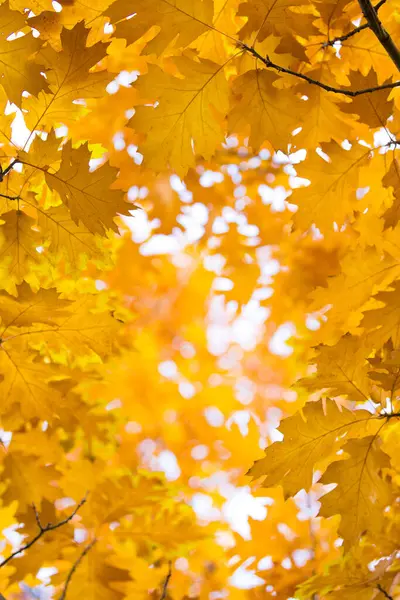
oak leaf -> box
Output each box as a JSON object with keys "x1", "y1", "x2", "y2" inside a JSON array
[
  {"x1": 320, "y1": 437, "x2": 392, "y2": 550},
  {"x1": 130, "y1": 57, "x2": 228, "y2": 175},
  {"x1": 105, "y1": 0, "x2": 214, "y2": 56},
  {"x1": 247, "y1": 401, "x2": 380, "y2": 497},
  {"x1": 45, "y1": 141, "x2": 130, "y2": 235}
]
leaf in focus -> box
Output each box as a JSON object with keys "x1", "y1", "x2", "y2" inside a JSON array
[
  {"x1": 45, "y1": 141, "x2": 130, "y2": 235},
  {"x1": 105, "y1": 0, "x2": 214, "y2": 55},
  {"x1": 0, "y1": 3, "x2": 48, "y2": 105},
  {"x1": 130, "y1": 57, "x2": 228, "y2": 174},
  {"x1": 320, "y1": 436, "x2": 392, "y2": 550},
  {"x1": 247, "y1": 401, "x2": 380, "y2": 497}
]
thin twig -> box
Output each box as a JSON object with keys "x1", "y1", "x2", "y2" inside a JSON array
[
  {"x1": 323, "y1": 0, "x2": 387, "y2": 47},
  {"x1": 240, "y1": 42, "x2": 400, "y2": 96},
  {"x1": 358, "y1": 0, "x2": 400, "y2": 71},
  {"x1": 0, "y1": 495, "x2": 87, "y2": 568},
  {"x1": 0, "y1": 158, "x2": 20, "y2": 183},
  {"x1": 160, "y1": 561, "x2": 172, "y2": 600},
  {"x1": 377, "y1": 583, "x2": 394, "y2": 600},
  {"x1": 59, "y1": 539, "x2": 96, "y2": 600},
  {"x1": 0, "y1": 193, "x2": 20, "y2": 201}
]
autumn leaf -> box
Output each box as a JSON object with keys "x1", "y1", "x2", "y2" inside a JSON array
[
  {"x1": 130, "y1": 57, "x2": 228, "y2": 174},
  {"x1": 228, "y1": 70, "x2": 305, "y2": 151},
  {"x1": 24, "y1": 21, "x2": 112, "y2": 131},
  {"x1": 247, "y1": 401, "x2": 381, "y2": 497},
  {"x1": 45, "y1": 141, "x2": 130, "y2": 235},
  {"x1": 105, "y1": 0, "x2": 214, "y2": 56},
  {"x1": 292, "y1": 141, "x2": 370, "y2": 230},
  {"x1": 0, "y1": 2, "x2": 48, "y2": 105},
  {"x1": 320, "y1": 436, "x2": 392, "y2": 550}
]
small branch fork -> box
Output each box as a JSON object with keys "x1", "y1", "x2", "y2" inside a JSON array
[
  {"x1": 0, "y1": 495, "x2": 87, "y2": 568},
  {"x1": 323, "y1": 0, "x2": 386, "y2": 47}
]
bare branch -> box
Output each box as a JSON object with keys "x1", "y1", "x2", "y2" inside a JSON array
[
  {"x1": 323, "y1": 0, "x2": 387, "y2": 47},
  {"x1": 0, "y1": 193, "x2": 20, "y2": 201},
  {"x1": 377, "y1": 583, "x2": 394, "y2": 600},
  {"x1": 0, "y1": 496, "x2": 87, "y2": 568},
  {"x1": 160, "y1": 561, "x2": 172, "y2": 600},
  {"x1": 240, "y1": 42, "x2": 400, "y2": 96},
  {"x1": 59, "y1": 539, "x2": 96, "y2": 600},
  {"x1": 358, "y1": 0, "x2": 400, "y2": 71}
]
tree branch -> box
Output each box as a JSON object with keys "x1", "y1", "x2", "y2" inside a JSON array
[
  {"x1": 0, "y1": 496, "x2": 87, "y2": 568},
  {"x1": 240, "y1": 42, "x2": 400, "y2": 96},
  {"x1": 59, "y1": 539, "x2": 96, "y2": 600},
  {"x1": 358, "y1": 0, "x2": 400, "y2": 71},
  {"x1": 160, "y1": 561, "x2": 172, "y2": 600},
  {"x1": 323, "y1": 0, "x2": 386, "y2": 47},
  {"x1": 377, "y1": 583, "x2": 394, "y2": 600}
]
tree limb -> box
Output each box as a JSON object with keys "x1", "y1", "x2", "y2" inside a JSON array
[
  {"x1": 358, "y1": 0, "x2": 400, "y2": 71},
  {"x1": 240, "y1": 42, "x2": 400, "y2": 96},
  {"x1": 323, "y1": 0, "x2": 386, "y2": 47},
  {"x1": 0, "y1": 496, "x2": 87, "y2": 568},
  {"x1": 377, "y1": 583, "x2": 394, "y2": 600},
  {"x1": 59, "y1": 539, "x2": 96, "y2": 600}
]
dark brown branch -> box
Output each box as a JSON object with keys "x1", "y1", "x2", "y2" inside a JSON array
[
  {"x1": 240, "y1": 42, "x2": 400, "y2": 96},
  {"x1": 0, "y1": 193, "x2": 20, "y2": 201},
  {"x1": 323, "y1": 0, "x2": 386, "y2": 47},
  {"x1": 377, "y1": 583, "x2": 394, "y2": 600},
  {"x1": 59, "y1": 539, "x2": 96, "y2": 600},
  {"x1": 160, "y1": 561, "x2": 172, "y2": 600},
  {"x1": 0, "y1": 496, "x2": 87, "y2": 568},
  {"x1": 358, "y1": 0, "x2": 400, "y2": 71}
]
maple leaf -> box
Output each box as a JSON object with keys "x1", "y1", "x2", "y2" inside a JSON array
[
  {"x1": 247, "y1": 401, "x2": 381, "y2": 497},
  {"x1": 0, "y1": 210, "x2": 43, "y2": 294},
  {"x1": 361, "y1": 281, "x2": 400, "y2": 350},
  {"x1": 292, "y1": 141, "x2": 370, "y2": 230},
  {"x1": 297, "y1": 335, "x2": 374, "y2": 403},
  {"x1": 0, "y1": 282, "x2": 71, "y2": 329},
  {"x1": 238, "y1": 0, "x2": 315, "y2": 43},
  {"x1": 28, "y1": 1, "x2": 114, "y2": 48},
  {"x1": 105, "y1": 0, "x2": 214, "y2": 56},
  {"x1": 24, "y1": 22, "x2": 112, "y2": 131},
  {"x1": 0, "y1": 336, "x2": 63, "y2": 426},
  {"x1": 228, "y1": 70, "x2": 306, "y2": 151},
  {"x1": 382, "y1": 158, "x2": 400, "y2": 228},
  {"x1": 45, "y1": 141, "x2": 130, "y2": 235},
  {"x1": 338, "y1": 69, "x2": 394, "y2": 129},
  {"x1": 0, "y1": 3, "x2": 48, "y2": 106},
  {"x1": 130, "y1": 57, "x2": 228, "y2": 175},
  {"x1": 320, "y1": 437, "x2": 392, "y2": 550}
]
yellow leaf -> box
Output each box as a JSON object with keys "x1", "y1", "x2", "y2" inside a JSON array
[
  {"x1": 228, "y1": 70, "x2": 306, "y2": 151},
  {"x1": 0, "y1": 3, "x2": 48, "y2": 105},
  {"x1": 131, "y1": 57, "x2": 228, "y2": 174},
  {"x1": 293, "y1": 141, "x2": 370, "y2": 230},
  {"x1": 248, "y1": 401, "x2": 381, "y2": 497},
  {"x1": 320, "y1": 437, "x2": 392, "y2": 550},
  {"x1": 45, "y1": 141, "x2": 130, "y2": 235},
  {"x1": 24, "y1": 22, "x2": 111, "y2": 131},
  {"x1": 105, "y1": 0, "x2": 214, "y2": 56}
]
